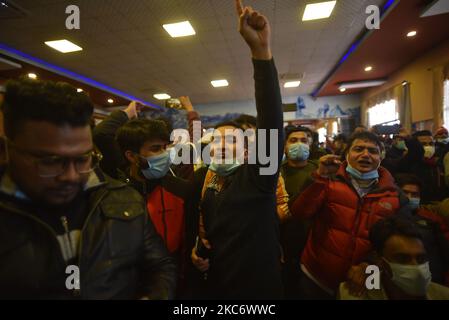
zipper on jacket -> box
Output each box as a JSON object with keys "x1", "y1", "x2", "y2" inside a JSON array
[
  {"x1": 60, "y1": 216, "x2": 75, "y2": 262},
  {"x1": 60, "y1": 215, "x2": 82, "y2": 298},
  {"x1": 159, "y1": 187, "x2": 168, "y2": 247},
  {"x1": 75, "y1": 188, "x2": 109, "y2": 298},
  {"x1": 352, "y1": 200, "x2": 363, "y2": 237}
]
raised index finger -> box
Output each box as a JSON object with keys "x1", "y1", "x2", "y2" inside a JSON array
[{"x1": 235, "y1": 0, "x2": 244, "y2": 16}]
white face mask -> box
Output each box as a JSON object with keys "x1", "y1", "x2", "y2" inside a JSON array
[
  {"x1": 423, "y1": 146, "x2": 435, "y2": 159},
  {"x1": 437, "y1": 137, "x2": 449, "y2": 144},
  {"x1": 385, "y1": 259, "x2": 432, "y2": 297}
]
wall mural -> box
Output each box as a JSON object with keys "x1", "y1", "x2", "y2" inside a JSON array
[
  {"x1": 143, "y1": 107, "x2": 242, "y2": 129},
  {"x1": 293, "y1": 96, "x2": 360, "y2": 123},
  {"x1": 142, "y1": 95, "x2": 361, "y2": 129}
]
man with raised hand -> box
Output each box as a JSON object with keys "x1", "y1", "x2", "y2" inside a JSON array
[
  {"x1": 291, "y1": 131, "x2": 408, "y2": 299},
  {"x1": 190, "y1": 0, "x2": 284, "y2": 299}
]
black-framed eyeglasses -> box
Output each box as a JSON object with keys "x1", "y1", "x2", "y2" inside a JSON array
[{"x1": 6, "y1": 138, "x2": 103, "y2": 178}]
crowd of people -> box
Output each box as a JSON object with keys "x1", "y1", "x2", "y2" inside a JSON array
[{"x1": 1, "y1": 1, "x2": 449, "y2": 300}]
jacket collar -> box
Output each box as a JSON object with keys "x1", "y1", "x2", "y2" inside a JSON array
[
  {"x1": 0, "y1": 168, "x2": 109, "y2": 202},
  {"x1": 0, "y1": 171, "x2": 29, "y2": 200}
]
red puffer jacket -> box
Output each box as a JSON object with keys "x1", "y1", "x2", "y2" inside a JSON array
[{"x1": 291, "y1": 163, "x2": 405, "y2": 292}]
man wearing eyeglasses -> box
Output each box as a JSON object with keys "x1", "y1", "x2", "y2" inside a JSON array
[{"x1": 0, "y1": 79, "x2": 176, "y2": 299}]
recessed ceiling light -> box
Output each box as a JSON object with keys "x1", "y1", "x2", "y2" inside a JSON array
[
  {"x1": 302, "y1": 1, "x2": 337, "y2": 21},
  {"x1": 339, "y1": 87, "x2": 346, "y2": 92},
  {"x1": 44, "y1": 39, "x2": 83, "y2": 53},
  {"x1": 163, "y1": 21, "x2": 196, "y2": 38},
  {"x1": 153, "y1": 93, "x2": 171, "y2": 100},
  {"x1": 77, "y1": 88, "x2": 83, "y2": 93},
  {"x1": 211, "y1": 80, "x2": 229, "y2": 88},
  {"x1": 407, "y1": 31, "x2": 417, "y2": 37},
  {"x1": 27, "y1": 73, "x2": 37, "y2": 79},
  {"x1": 284, "y1": 81, "x2": 301, "y2": 88},
  {"x1": 364, "y1": 66, "x2": 373, "y2": 72},
  {"x1": 107, "y1": 99, "x2": 114, "y2": 104},
  {"x1": 339, "y1": 79, "x2": 386, "y2": 89}
]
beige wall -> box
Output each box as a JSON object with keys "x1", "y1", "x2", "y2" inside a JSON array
[{"x1": 362, "y1": 39, "x2": 449, "y2": 124}]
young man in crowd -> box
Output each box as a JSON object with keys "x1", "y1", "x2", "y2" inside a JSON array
[
  {"x1": 435, "y1": 127, "x2": 449, "y2": 161},
  {"x1": 332, "y1": 133, "x2": 348, "y2": 160},
  {"x1": 409, "y1": 130, "x2": 447, "y2": 203},
  {"x1": 395, "y1": 174, "x2": 449, "y2": 285},
  {"x1": 382, "y1": 133, "x2": 408, "y2": 176},
  {"x1": 433, "y1": 127, "x2": 449, "y2": 188},
  {"x1": 280, "y1": 126, "x2": 319, "y2": 298},
  {"x1": 190, "y1": 0, "x2": 284, "y2": 299},
  {"x1": 282, "y1": 126, "x2": 319, "y2": 198},
  {"x1": 291, "y1": 131, "x2": 408, "y2": 299},
  {"x1": 339, "y1": 216, "x2": 449, "y2": 300},
  {"x1": 93, "y1": 101, "x2": 192, "y2": 296},
  {"x1": 0, "y1": 79, "x2": 176, "y2": 299}
]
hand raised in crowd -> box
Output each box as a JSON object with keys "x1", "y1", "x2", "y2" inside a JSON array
[
  {"x1": 123, "y1": 100, "x2": 143, "y2": 119},
  {"x1": 235, "y1": 0, "x2": 272, "y2": 60},
  {"x1": 179, "y1": 96, "x2": 194, "y2": 112},
  {"x1": 318, "y1": 154, "x2": 342, "y2": 177}
]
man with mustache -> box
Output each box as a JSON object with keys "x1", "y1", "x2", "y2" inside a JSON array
[
  {"x1": 0, "y1": 79, "x2": 176, "y2": 299},
  {"x1": 291, "y1": 131, "x2": 409, "y2": 299}
]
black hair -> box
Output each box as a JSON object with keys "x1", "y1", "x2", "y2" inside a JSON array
[
  {"x1": 154, "y1": 116, "x2": 173, "y2": 134},
  {"x1": 1, "y1": 78, "x2": 93, "y2": 138},
  {"x1": 394, "y1": 173, "x2": 422, "y2": 189},
  {"x1": 412, "y1": 130, "x2": 432, "y2": 138},
  {"x1": 334, "y1": 133, "x2": 347, "y2": 143},
  {"x1": 402, "y1": 137, "x2": 425, "y2": 162},
  {"x1": 214, "y1": 120, "x2": 244, "y2": 130},
  {"x1": 346, "y1": 131, "x2": 383, "y2": 154},
  {"x1": 234, "y1": 114, "x2": 257, "y2": 128},
  {"x1": 116, "y1": 119, "x2": 170, "y2": 154},
  {"x1": 214, "y1": 121, "x2": 250, "y2": 149},
  {"x1": 285, "y1": 126, "x2": 312, "y2": 141},
  {"x1": 369, "y1": 216, "x2": 423, "y2": 255}
]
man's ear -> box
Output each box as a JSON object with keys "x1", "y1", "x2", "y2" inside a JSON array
[
  {"x1": 379, "y1": 144, "x2": 386, "y2": 160},
  {"x1": 125, "y1": 150, "x2": 138, "y2": 166}
]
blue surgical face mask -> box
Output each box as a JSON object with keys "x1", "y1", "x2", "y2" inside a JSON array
[
  {"x1": 209, "y1": 160, "x2": 241, "y2": 177},
  {"x1": 395, "y1": 140, "x2": 407, "y2": 150},
  {"x1": 141, "y1": 151, "x2": 171, "y2": 180},
  {"x1": 408, "y1": 197, "x2": 420, "y2": 210},
  {"x1": 346, "y1": 164, "x2": 379, "y2": 180},
  {"x1": 287, "y1": 142, "x2": 310, "y2": 161}
]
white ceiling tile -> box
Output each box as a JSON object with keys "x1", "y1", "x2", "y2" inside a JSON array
[{"x1": 0, "y1": 0, "x2": 385, "y2": 104}]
